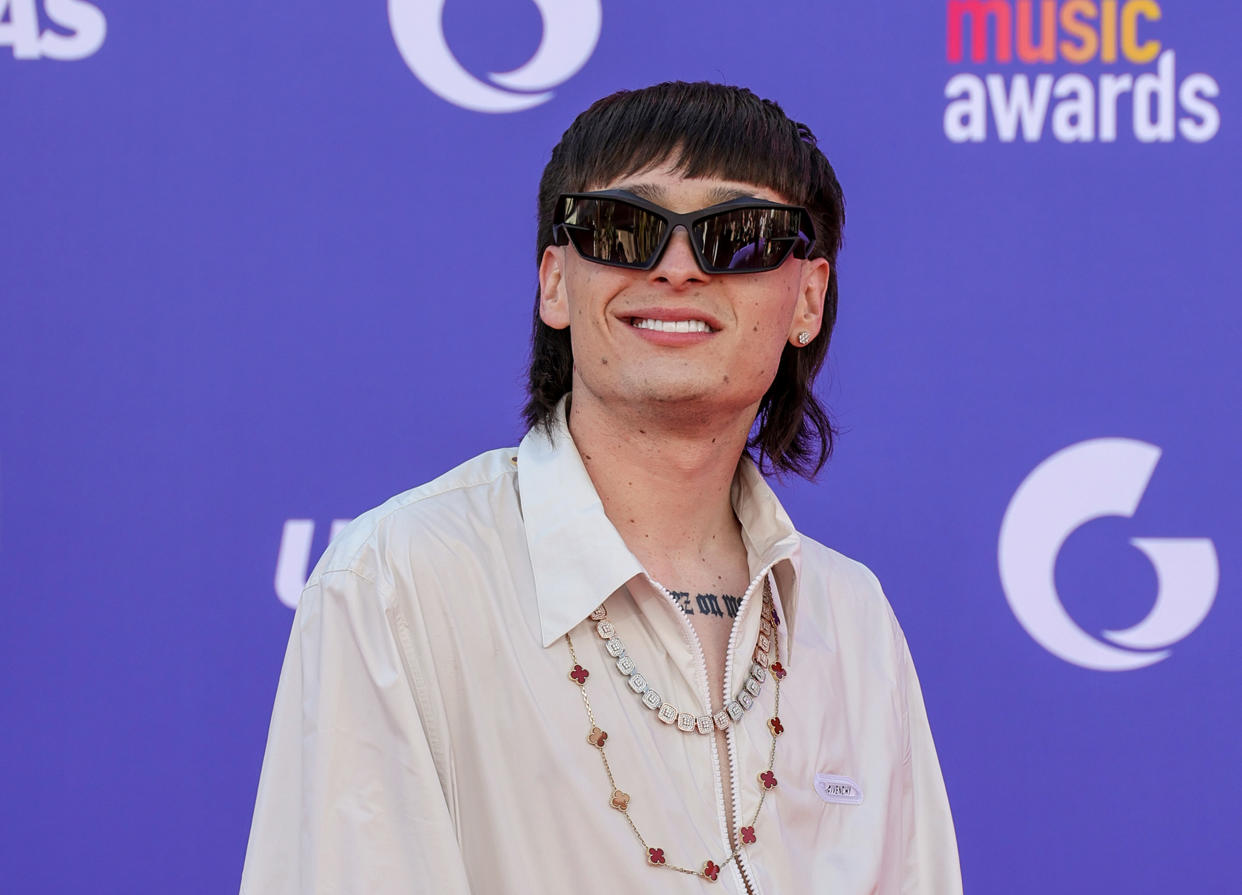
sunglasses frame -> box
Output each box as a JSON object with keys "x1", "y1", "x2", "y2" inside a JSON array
[{"x1": 552, "y1": 189, "x2": 817, "y2": 275}]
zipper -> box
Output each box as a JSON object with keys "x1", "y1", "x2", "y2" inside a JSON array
[
  {"x1": 723, "y1": 565, "x2": 775, "y2": 895},
  {"x1": 730, "y1": 705, "x2": 759, "y2": 895},
  {"x1": 650, "y1": 565, "x2": 774, "y2": 895}
]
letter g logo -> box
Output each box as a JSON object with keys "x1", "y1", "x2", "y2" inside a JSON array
[
  {"x1": 998, "y1": 439, "x2": 1218, "y2": 671},
  {"x1": 388, "y1": 0, "x2": 602, "y2": 113}
]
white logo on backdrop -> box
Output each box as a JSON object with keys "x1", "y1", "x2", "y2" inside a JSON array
[
  {"x1": 0, "y1": 0, "x2": 106, "y2": 60},
  {"x1": 388, "y1": 0, "x2": 601, "y2": 112},
  {"x1": 998, "y1": 438, "x2": 1218, "y2": 671},
  {"x1": 275, "y1": 518, "x2": 352, "y2": 608}
]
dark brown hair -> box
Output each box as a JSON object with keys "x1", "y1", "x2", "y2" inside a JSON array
[{"x1": 523, "y1": 81, "x2": 845, "y2": 479}]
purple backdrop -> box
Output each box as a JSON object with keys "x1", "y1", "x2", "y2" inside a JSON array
[{"x1": 2, "y1": 1, "x2": 1238, "y2": 891}]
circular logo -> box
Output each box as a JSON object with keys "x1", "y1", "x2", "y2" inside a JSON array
[
  {"x1": 388, "y1": 0, "x2": 603, "y2": 113},
  {"x1": 998, "y1": 438, "x2": 1218, "y2": 671}
]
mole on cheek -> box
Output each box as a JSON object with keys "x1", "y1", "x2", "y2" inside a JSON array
[{"x1": 601, "y1": 357, "x2": 608, "y2": 365}]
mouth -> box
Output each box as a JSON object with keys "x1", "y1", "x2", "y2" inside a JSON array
[{"x1": 629, "y1": 316, "x2": 716, "y2": 334}]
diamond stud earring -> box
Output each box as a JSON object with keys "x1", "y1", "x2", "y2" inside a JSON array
[{"x1": 796, "y1": 331, "x2": 812, "y2": 345}]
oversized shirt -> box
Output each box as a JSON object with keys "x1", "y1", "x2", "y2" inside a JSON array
[{"x1": 241, "y1": 405, "x2": 963, "y2": 894}]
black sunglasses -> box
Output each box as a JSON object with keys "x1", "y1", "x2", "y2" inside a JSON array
[{"x1": 552, "y1": 190, "x2": 816, "y2": 274}]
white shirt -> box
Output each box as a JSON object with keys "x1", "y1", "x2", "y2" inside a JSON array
[{"x1": 241, "y1": 404, "x2": 962, "y2": 894}]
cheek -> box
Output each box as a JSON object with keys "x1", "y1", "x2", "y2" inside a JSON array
[
  {"x1": 565, "y1": 267, "x2": 628, "y2": 323},
  {"x1": 742, "y1": 281, "x2": 799, "y2": 336}
]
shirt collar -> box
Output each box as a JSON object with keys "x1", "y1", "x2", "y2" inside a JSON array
[{"x1": 517, "y1": 397, "x2": 803, "y2": 654}]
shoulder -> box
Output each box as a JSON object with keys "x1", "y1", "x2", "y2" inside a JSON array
[
  {"x1": 795, "y1": 533, "x2": 906, "y2": 646},
  {"x1": 307, "y1": 447, "x2": 521, "y2": 589},
  {"x1": 797, "y1": 534, "x2": 890, "y2": 605}
]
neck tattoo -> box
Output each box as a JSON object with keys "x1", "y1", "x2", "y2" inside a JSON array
[{"x1": 668, "y1": 589, "x2": 741, "y2": 621}]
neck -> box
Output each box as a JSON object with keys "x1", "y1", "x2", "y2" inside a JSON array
[{"x1": 567, "y1": 388, "x2": 757, "y2": 583}]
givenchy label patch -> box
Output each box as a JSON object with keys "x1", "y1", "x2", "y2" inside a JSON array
[{"x1": 813, "y1": 773, "x2": 863, "y2": 806}]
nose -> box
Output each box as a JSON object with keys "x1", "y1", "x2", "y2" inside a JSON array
[{"x1": 649, "y1": 226, "x2": 709, "y2": 287}]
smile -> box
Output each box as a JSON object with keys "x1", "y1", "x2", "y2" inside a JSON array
[{"x1": 629, "y1": 317, "x2": 715, "y2": 334}]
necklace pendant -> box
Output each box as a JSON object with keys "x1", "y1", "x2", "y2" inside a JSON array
[
  {"x1": 657, "y1": 703, "x2": 678, "y2": 725},
  {"x1": 676, "y1": 712, "x2": 696, "y2": 732},
  {"x1": 696, "y1": 714, "x2": 713, "y2": 734},
  {"x1": 712, "y1": 711, "x2": 729, "y2": 731},
  {"x1": 702, "y1": 860, "x2": 721, "y2": 882},
  {"x1": 609, "y1": 789, "x2": 630, "y2": 811},
  {"x1": 596, "y1": 619, "x2": 616, "y2": 639}
]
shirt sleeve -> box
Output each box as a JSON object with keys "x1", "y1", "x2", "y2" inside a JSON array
[
  {"x1": 240, "y1": 568, "x2": 473, "y2": 894},
  {"x1": 900, "y1": 635, "x2": 964, "y2": 895}
]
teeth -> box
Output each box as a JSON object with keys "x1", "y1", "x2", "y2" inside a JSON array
[{"x1": 632, "y1": 318, "x2": 712, "y2": 333}]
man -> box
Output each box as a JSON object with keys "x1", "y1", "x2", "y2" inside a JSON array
[{"x1": 242, "y1": 81, "x2": 962, "y2": 894}]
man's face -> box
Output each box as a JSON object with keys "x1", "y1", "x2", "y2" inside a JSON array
[{"x1": 538, "y1": 162, "x2": 830, "y2": 425}]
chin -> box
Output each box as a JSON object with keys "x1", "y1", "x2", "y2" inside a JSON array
[
  {"x1": 623, "y1": 377, "x2": 716, "y2": 404},
  {"x1": 626, "y1": 381, "x2": 759, "y2": 415}
]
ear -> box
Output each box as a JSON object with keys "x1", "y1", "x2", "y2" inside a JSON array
[
  {"x1": 788, "y1": 258, "x2": 830, "y2": 346},
  {"x1": 538, "y1": 246, "x2": 571, "y2": 330}
]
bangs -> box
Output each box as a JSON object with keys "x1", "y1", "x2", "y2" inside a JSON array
[{"x1": 555, "y1": 84, "x2": 819, "y2": 205}]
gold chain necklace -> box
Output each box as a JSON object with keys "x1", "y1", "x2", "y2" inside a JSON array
[{"x1": 564, "y1": 578, "x2": 788, "y2": 883}]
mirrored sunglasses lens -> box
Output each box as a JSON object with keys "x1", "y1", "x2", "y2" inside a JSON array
[
  {"x1": 695, "y1": 207, "x2": 810, "y2": 271},
  {"x1": 561, "y1": 198, "x2": 666, "y2": 267}
]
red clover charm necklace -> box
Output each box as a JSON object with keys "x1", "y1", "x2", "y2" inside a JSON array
[{"x1": 564, "y1": 577, "x2": 785, "y2": 882}]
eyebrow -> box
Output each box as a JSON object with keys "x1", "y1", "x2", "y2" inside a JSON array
[{"x1": 614, "y1": 182, "x2": 759, "y2": 205}]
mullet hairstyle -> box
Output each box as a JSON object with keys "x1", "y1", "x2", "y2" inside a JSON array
[{"x1": 523, "y1": 81, "x2": 846, "y2": 479}]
